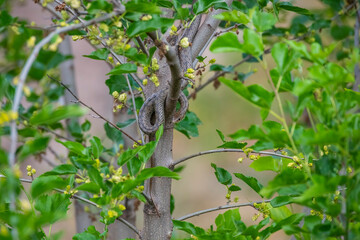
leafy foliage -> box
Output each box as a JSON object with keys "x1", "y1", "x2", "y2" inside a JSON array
[{"x1": 0, "y1": 0, "x2": 359, "y2": 239}]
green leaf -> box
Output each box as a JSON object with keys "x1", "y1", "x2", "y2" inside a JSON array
[
  {"x1": 118, "y1": 166, "x2": 180, "y2": 194},
  {"x1": 242, "y1": 28, "x2": 264, "y2": 57},
  {"x1": 18, "y1": 136, "x2": 50, "y2": 161},
  {"x1": 126, "y1": 16, "x2": 174, "y2": 37},
  {"x1": 30, "y1": 104, "x2": 86, "y2": 125},
  {"x1": 173, "y1": 220, "x2": 206, "y2": 236},
  {"x1": 56, "y1": 140, "x2": 87, "y2": 156},
  {"x1": 83, "y1": 48, "x2": 109, "y2": 60},
  {"x1": 127, "y1": 156, "x2": 142, "y2": 176},
  {"x1": 219, "y1": 77, "x2": 274, "y2": 109},
  {"x1": 124, "y1": 48, "x2": 148, "y2": 65},
  {"x1": 125, "y1": 1, "x2": 161, "y2": 14},
  {"x1": 216, "y1": 129, "x2": 226, "y2": 142},
  {"x1": 87, "y1": 166, "x2": 105, "y2": 190},
  {"x1": 228, "y1": 185, "x2": 241, "y2": 191},
  {"x1": 107, "y1": 63, "x2": 137, "y2": 75},
  {"x1": 31, "y1": 176, "x2": 68, "y2": 198},
  {"x1": 193, "y1": 0, "x2": 229, "y2": 15},
  {"x1": 211, "y1": 163, "x2": 232, "y2": 185},
  {"x1": 175, "y1": 111, "x2": 202, "y2": 139},
  {"x1": 234, "y1": 173, "x2": 263, "y2": 195},
  {"x1": 278, "y1": 3, "x2": 313, "y2": 16},
  {"x1": 90, "y1": 136, "x2": 103, "y2": 159},
  {"x1": 296, "y1": 175, "x2": 343, "y2": 202},
  {"x1": 137, "y1": 166, "x2": 180, "y2": 181},
  {"x1": 75, "y1": 182, "x2": 100, "y2": 194},
  {"x1": 270, "y1": 196, "x2": 293, "y2": 207},
  {"x1": 73, "y1": 226, "x2": 101, "y2": 240},
  {"x1": 213, "y1": 10, "x2": 249, "y2": 24},
  {"x1": 271, "y1": 42, "x2": 297, "y2": 75},
  {"x1": 252, "y1": 9, "x2": 276, "y2": 32},
  {"x1": 217, "y1": 141, "x2": 247, "y2": 149},
  {"x1": 210, "y1": 32, "x2": 242, "y2": 53},
  {"x1": 81, "y1": 120, "x2": 91, "y2": 132},
  {"x1": 260, "y1": 168, "x2": 307, "y2": 198},
  {"x1": 104, "y1": 123, "x2": 123, "y2": 147},
  {"x1": 118, "y1": 147, "x2": 143, "y2": 166},
  {"x1": 209, "y1": 64, "x2": 234, "y2": 72},
  {"x1": 35, "y1": 193, "x2": 71, "y2": 224},
  {"x1": 269, "y1": 205, "x2": 292, "y2": 222},
  {"x1": 41, "y1": 164, "x2": 77, "y2": 176},
  {"x1": 215, "y1": 209, "x2": 243, "y2": 232},
  {"x1": 249, "y1": 156, "x2": 279, "y2": 172},
  {"x1": 105, "y1": 75, "x2": 129, "y2": 94},
  {"x1": 330, "y1": 25, "x2": 353, "y2": 40},
  {"x1": 87, "y1": 0, "x2": 113, "y2": 13}
]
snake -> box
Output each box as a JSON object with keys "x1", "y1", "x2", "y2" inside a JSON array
[
  {"x1": 138, "y1": 87, "x2": 188, "y2": 134},
  {"x1": 138, "y1": 16, "x2": 201, "y2": 135}
]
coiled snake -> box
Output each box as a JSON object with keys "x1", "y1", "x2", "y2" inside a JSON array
[{"x1": 138, "y1": 17, "x2": 200, "y2": 135}]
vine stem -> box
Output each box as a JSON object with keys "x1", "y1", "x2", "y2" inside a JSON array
[
  {"x1": 259, "y1": 59, "x2": 298, "y2": 153},
  {"x1": 0, "y1": 175, "x2": 142, "y2": 238},
  {"x1": 176, "y1": 199, "x2": 272, "y2": 221},
  {"x1": 171, "y1": 148, "x2": 294, "y2": 167}
]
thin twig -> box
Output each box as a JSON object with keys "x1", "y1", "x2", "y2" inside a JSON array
[
  {"x1": 176, "y1": 199, "x2": 272, "y2": 221},
  {"x1": 136, "y1": 36, "x2": 149, "y2": 56},
  {"x1": 0, "y1": 175, "x2": 141, "y2": 238},
  {"x1": 47, "y1": 75, "x2": 142, "y2": 145},
  {"x1": 56, "y1": 0, "x2": 143, "y2": 88},
  {"x1": 9, "y1": 12, "x2": 121, "y2": 166},
  {"x1": 172, "y1": 148, "x2": 294, "y2": 167},
  {"x1": 188, "y1": 53, "x2": 260, "y2": 99},
  {"x1": 125, "y1": 75, "x2": 145, "y2": 143}
]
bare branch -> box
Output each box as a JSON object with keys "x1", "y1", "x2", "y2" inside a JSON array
[
  {"x1": 125, "y1": 74, "x2": 145, "y2": 143},
  {"x1": 0, "y1": 175, "x2": 141, "y2": 238},
  {"x1": 9, "y1": 12, "x2": 121, "y2": 166},
  {"x1": 136, "y1": 36, "x2": 149, "y2": 56},
  {"x1": 176, "y1": 200, "x2": 272, "y2": 221},
  {"x1": 48, "y1": 75, "x2": 142, "y2": 145},
  {"x1": 172, "y1": 148, "x2": 294, "y2": 167},
  {"x1": 191, "y1": 0, "x2": 234, "y2": 62}
]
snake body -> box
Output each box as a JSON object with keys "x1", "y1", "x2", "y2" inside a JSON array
[
  {"x1": 138, "y1": 88, "x2": 188, "y2": 134},
  {"x1": 138, "y1": 16, "x2": 200, "y2": 135}
]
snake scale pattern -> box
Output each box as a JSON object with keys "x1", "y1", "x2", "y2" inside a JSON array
[{"x1": 138, "y1": 16, "x2": 201, "y2": 135}]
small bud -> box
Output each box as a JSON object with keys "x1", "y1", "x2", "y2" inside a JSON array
[
  {"x1": 180, "y1": 37, "x2": 190, "y2": 48},
  {"x1": 118, "y1": 93, "x2": 127, "y2": 103},
  {"x1": 209, "y1": 59, "x2": 216, "y2": 64},
  {"x1": 26, "y1": 165, "x2": 32, "y2": 171},
  {"x1": 237, "y1": 157, "x2": 243, "y2": 163},
  {"x1": 142, "y1": 78, "x2": 148, "y2": 86},
  {"x1": 171, "y1": 25, "x2": 177, "y2": 32}
]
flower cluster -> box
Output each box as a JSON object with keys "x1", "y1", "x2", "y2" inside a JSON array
[
  {"x1": 0, "y1": 110, "x2": 18, "y2": 126},
  {"x1": 26, "y1": 165, "x2": 36, "y2": 177},
  {"x1": 111, "y1": 91, "x2": 128, "y2": 112}
]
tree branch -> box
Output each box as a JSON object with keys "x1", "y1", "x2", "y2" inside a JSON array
[
  {"x1": 176, "y1": 199, "x2": 272, "y2": 221},
  {"x1": 191, "y1": 0, "x2": 234, "y2": 62},
  {"x1": 48, "y1": 75, "x2": 142, "y2": 145},
  {"x1": 9, "y1": 12, "x2": 121, "y2": 166},
  {"x1": 0, "y1": 175, "x2": 141, "y2": 238},
  {"x1": 171, "y1": 148, "x2": 294, "y2": 167}
]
